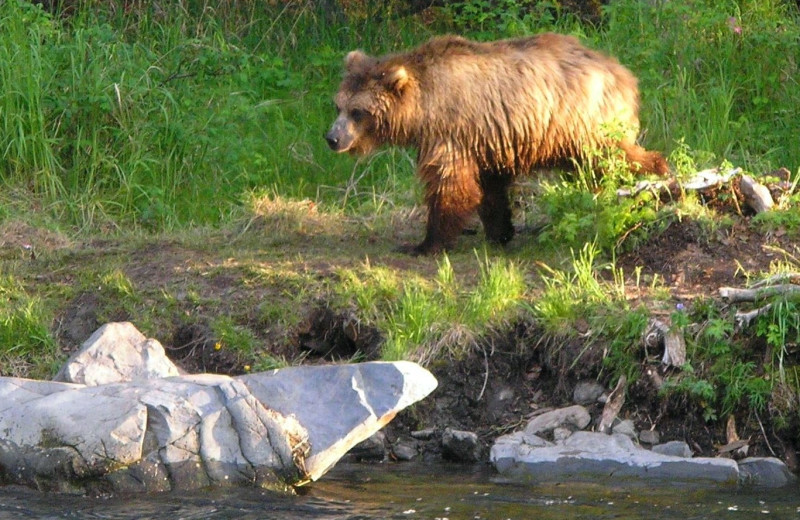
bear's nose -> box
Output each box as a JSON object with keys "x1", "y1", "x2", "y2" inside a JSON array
[{"x1": 325, "y1": 132, "x2": 339, "y2": 150}]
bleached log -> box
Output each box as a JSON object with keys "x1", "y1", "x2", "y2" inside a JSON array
[
  {"x1": 662, "y1": 329, "x2": 687, "y2": 367},
  {"x1": 735, "y1": 304, "x2": 773, "y2": 328},
  {"x1": 719, "y1": 284, "x2": 800, "y2": 303},
  {"x1": 644, "y1": 319, "x2": 686, "y2": 367},
  {"x1": 617, "y1": 167, "x2": 741, "y2": 198},
  {"x1": 751, "y1": 273, "x2": 800, "y2": 288},
  {"x1": 683, "y1": 167, "x2": 742, "y2": 190},
  {"x1": 739, "y1": 174, "x2": 774, "y2": 213}
]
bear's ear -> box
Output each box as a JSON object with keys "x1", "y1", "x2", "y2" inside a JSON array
[
  {"x1": 382, "y1": 66, "x2": 409, "y2": 94},
  {"x1": 345, "y1": 50, "x2": 369, "y2": 72}
]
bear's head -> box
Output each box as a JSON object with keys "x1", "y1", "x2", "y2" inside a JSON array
[{"x1": 325, "y1": 50, "x2": 414, "y2": 155}]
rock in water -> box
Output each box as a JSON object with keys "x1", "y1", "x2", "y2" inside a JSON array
[
  {"x1": 738, "y1": 457, "x2": 797, "y2": 487},
  {"x1": 491, "y1": 431, "x2": 739, "y2": 484},
  {"x1": 0, "y1": 362, "x2": 437, "y2": 493}
]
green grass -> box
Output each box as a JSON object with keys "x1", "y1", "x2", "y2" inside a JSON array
[
  {"x1": 336, "y1": 252, "x2": 527, "y2": 362},
  {"x1": 0, "y1": 274, "x2": 59, "y2": 378},
  {"x1": 2, "y1": 0, "x2": 798, "y2": 233}
]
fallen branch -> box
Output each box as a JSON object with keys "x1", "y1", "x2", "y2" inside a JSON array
[
  {"x1": 598, "y1": 375, "x2": 626, "y2": 434},
  {"x1": 719, "y1": 284, "x2": 800, "y2": 303},
  {"x1": 751, "y1": 273, "x2": 800, "y2": 288},
  {"x1": 617, "y1": 167, "x2": 741, "y2": 198},
  {"x1": 735, "y1": 304, "x2": 773, "y2": 328},
  {"x1": 617, "y1": 166, "x2": 787, "y2": 215}
]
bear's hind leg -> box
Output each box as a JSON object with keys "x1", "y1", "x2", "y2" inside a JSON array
[{"x1": 478, "y1": 171, "x2": 515, "y2": 245}]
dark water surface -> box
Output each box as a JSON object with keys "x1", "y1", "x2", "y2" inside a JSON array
[{"x1": 1, "y1": 463, "x2": 798, "y2": 519}]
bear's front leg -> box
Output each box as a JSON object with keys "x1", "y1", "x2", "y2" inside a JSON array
[{"x1": 402, "y1": 158, "x2": 482, "y2": 255}]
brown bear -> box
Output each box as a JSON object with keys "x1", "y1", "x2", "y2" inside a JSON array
[{"x1": 326, "y1": 34, "x2": 668, "y2": 255}]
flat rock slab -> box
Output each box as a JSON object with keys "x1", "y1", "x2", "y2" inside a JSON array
[
  {"x1": 491, "y1": 431, "x2": 740, "y2": 485},
  {"x1": 0, "y1": 362, "x2": 437, "y2": 494}
]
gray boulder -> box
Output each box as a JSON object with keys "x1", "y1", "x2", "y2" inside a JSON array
[
  {"x1": 392, "y1": 436, "x2": 420, "y2": 461},
  {"x1": 738, "y1": 457, "x2": 797, "y2": 487},
  {"x1": 491, "y1": 431, "x2": 739, "y2": 484},
  {"x1": 54, "y1": 322, "x2": 180, "y2": 385},
  {"x1": 638, "y1": 429, "x2": 660, "y2": 445},
  {"x1": 525, "y1": 405, "x2": 591, "y2": 435},
  {"x1": 347, "y1": 431, "x2": 387, "y2": 461},
  {"x1": 441, "y1": 428, "x2": 481, "y2": 462},
  {"x1": 652, "y1": 440, "x2": 693, "y2": 458},
  {"x1": 0, "y1": 361, "x2": 437, "y2": 493},
  {"x1": 573, "y1": 380, "x2": 606, "y2": 405},
  {"x1": 611, "y1": 419, "x2": 637, "y2": 440}
]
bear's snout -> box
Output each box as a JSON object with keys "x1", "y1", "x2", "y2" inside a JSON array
[
  {"x1": 324, "y1": 130, "x2": 341, "y2": 151},
  {"x1": 325, "y1": 118, "x2": 354, "y2": 153}
]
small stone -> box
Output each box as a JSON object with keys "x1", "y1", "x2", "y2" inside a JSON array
[
  {"x1": 553, "y1": 427, "x2": 572, "y2": 442},
  {"x1": 392, "y1": 437, "x2": 419, "y2": 461},
  {"x1": 347, "y1": 431, "x2": 386, "y2": 461},
  {"x1": 573, "y1": 380, "x2": 605, "y2": 405},
  {"x1": 638, "y1": 429, "x2": 660, "y2": 445},
  {"x1": 612, "y1": 419, "x2": 637, "y2": 440},
  {"x1": 652, "y1": 441, "x2": 692, "y2": 458},
  {"x1": 525, "y1": 405, "x2": 591, "y2": 435},
  {"x1": 490, "y1": 430, "x2": 740, "y2": 484},
  {"x1": 441, "y1": 428, "x2": 481, "y2": 463},
  {"x1": 410, "y1": 428, "x2": 436, "y2": 440}
]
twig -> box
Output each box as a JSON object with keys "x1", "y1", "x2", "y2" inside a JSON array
[
  {"x1": 477, "y1": 346, "x2": 489, "y2": 401},
  {"x1": 754, "y1": 408, "x2": 777, "y2": 457}
]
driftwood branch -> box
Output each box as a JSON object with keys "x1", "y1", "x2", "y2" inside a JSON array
[
  {"x1": 598, "y1": 375, "x2": 626, "y2": 434},
  {"x1": 645, "y1": 319, "x2": 687, "y2": 367},
  {"x1": 719, "y1": 284, "x2": 800, "y2": 303},
  {"x1": 735, "y1": 304, "x2": 773, "y2": 328},
  {"x1": 751, "y1": 273, "x2": 800, "y2": 288},
  {"x1": 617, "y1": 167, "x2": 741, "y2": 198},
  {"x1": 721, "y1": 278, "x2": 800, "y2": 328},
  {"x1": 618, "y1": 166, "x2": 789, "y2": 214}
]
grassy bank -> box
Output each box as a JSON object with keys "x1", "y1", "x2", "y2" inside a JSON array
[{"x1": 2, "y1": 0, "x2": 800, "y2": 456}]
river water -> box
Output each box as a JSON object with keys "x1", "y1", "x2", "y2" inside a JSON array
[{"x1": 1, "y1": 462, "x2": 798, "y2": 519}]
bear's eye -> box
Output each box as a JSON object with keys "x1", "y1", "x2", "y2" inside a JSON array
[{"x1": 350, "y1": 108, "x2": 369, "y2": 123}]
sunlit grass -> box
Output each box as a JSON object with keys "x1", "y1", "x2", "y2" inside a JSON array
[{"x1": 336, "y1": 253, "x2": 526, "y2": 363}]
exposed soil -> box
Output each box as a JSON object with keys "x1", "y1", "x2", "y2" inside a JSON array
[{"x1": 377, "y1": 212, "x2": 800, "y2": 468}]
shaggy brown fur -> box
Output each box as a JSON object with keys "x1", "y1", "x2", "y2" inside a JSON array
[{"x1": 326, "y1": 34, "x2": 669, "y2": 254}]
